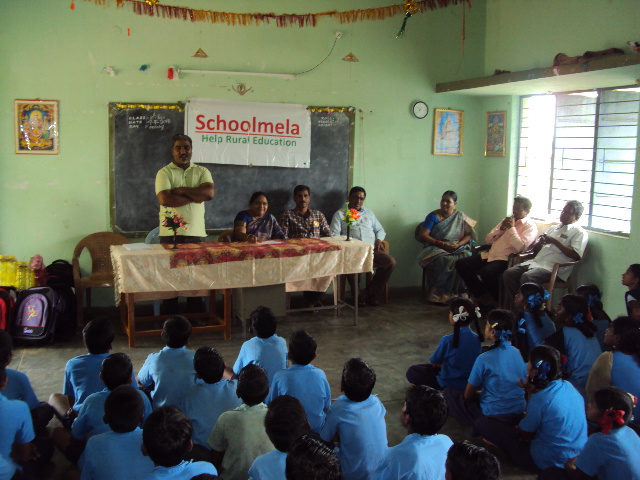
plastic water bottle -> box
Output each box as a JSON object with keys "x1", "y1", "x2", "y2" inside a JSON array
[
  {"x1": 0, "y1": 255, "x2": 6, "y2": 285},
  {"x1": 17, "y1": 262, "x2": 29, "y2": 291},
  {"x1": 6, "y1": 256, "x2": 17, "y2": 288}
]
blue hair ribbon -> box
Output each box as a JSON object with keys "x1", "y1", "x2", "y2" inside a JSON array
[
  {"x1": 498, "y1": 329, "x2": 512, "y2": 344},
  {"x1": 587, "y1": 292, "x2": 602, "y2": 308},
  {"x1": 527, "y1": 290, "x2": 550, "y2": 309},
  {"x1": 518, "y1": 318, "x2": 526, "y2": 335},
  {"x1": 574, "y1": 313, "x2": 584, "y2": 324},
  {"x1": 535, "y1": 360, "x2": 551, "y2": 381}
]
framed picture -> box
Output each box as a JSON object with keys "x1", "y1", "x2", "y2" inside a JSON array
[
  {"x1": 14, "y1": 100, "x2": 59, "y2": 154},
  {"x1": 433, "y1": 109, "x2": 463, "y2": 156},
  {"x1": 485, "y1": 110, "x2": 506, "y2": 157}
]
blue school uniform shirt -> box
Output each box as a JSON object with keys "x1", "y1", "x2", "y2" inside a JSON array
[
  {"x1": 522, "y1": 312, "x2": 556, "y2": 349},
  {"x1": 137, "y1": 460, "x2": 217, "y2": 480},
  {"x1": 248, "y1": 449, "x2": 286, "y2": 480},
  {"x1": 182, "y1": 378, "x2": 242, "y2": 448},
  {"x1": 519, "y1": 379, "x2": 586, "y2": 470},
  {"x1": 563, "y1": 327, "x2": 601, "y2": 393},
  {"x1": 574, "y1": 426, "x2": 640, "y2": 480},
  {"x1": 611, "y1": 351, "x2": 640, "y2": 427},
  {"x1": 467, "y1": 341, "x2": 527, "y2": 416},
  {"x1": 320, "y1": 395, "x2": 388, "y2": 480},
  {"x1": 1, "y1": 369, "x2": 40, "y2": 409},
  {"x1": 371, "y1": 433, "x2": 453, "y2": 480},
  {"x1": 71, "y1": 388, "x2": 152, "y2": 440},
  {"x1": 0, "y1": 452, "x2": 14, "y2": 480},
  {"x1": 63, "y1": 353, "x2": 138, "y2": 411},
  {"x1": 233, "y1": 335, "x2": 288, "y2": 384},
  {"x1": 78, "y1": 428, "x2": 155, "y2": 480},
  {"x1": 266, "y1": 363, "x2": 331, "y2": 433},
  {"x1": 138, "y1": 346, "x2": 197, "y2": 409},
  {"x1": 0, "y1": 395, "x2": 34, "y2": 478},
  {"x1": 429, "y1": 326, "x2": 481, "y2": 390}
]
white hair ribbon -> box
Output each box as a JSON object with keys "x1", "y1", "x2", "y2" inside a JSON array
[{"x1": 452, "y1": 306, "x2": 469, "y2": 323}]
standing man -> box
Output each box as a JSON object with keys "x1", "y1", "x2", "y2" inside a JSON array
[
  {"x1": 501, "y1": 200, "x2": 588, "y2": 308},
  {"x1": 330, "y1": 186, "x2": 396, "y2": 306},
  {"x1": 455, "y1": 196, "x2": 537, "y2": 306},
  {"x1": 281, "y1": 185, "x2": 332, "y2": 308}
]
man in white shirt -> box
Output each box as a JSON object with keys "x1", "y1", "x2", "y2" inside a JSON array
[{"x1": 501, "y1": 200, "x2": 588, "y2": 307}]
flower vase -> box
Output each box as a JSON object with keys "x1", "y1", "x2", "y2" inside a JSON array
[
  {"x1": 172, "y1": 233, "x2": 178, "y2": 249},
  {"x1": 346, "y1": 225, "x2": 351, "y2": 241}
]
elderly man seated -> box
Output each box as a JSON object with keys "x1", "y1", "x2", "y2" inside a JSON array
[
  {"x1": 501, "y1": 200, "x2": 588, "y2": 309},
  {"x1": 455, "y1": 196, "x2": 537, "y2": 306}
]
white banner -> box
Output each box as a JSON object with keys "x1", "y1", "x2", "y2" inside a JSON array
[{"x1": 186, "y1": 98, "x2": 311, "y2": 168}]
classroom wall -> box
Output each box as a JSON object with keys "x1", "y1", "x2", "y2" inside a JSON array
[
  {"x1": 481, "y1": 0, "x2": 640, "y2": 316},
  {"x1": 0, "y1": 0, "x2": 488, "y2": 297}
]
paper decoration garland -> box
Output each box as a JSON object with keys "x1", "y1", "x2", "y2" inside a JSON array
[{"x1": 84, "y1": 0, "x2": 468, "y2": 28}]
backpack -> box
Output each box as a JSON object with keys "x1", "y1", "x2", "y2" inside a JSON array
[
  {"x1": 45, "y1": 259, "x2": 77, "y2": 340},
  {"x1": 13, "y1": 287, "x2": 63, "y2": 343},
  {"x1": 46, "y1": 259, "x2": 74, "y2": 288},
  {"x1": 0, "y1": 287, "x2": 17, "y2": 331}
]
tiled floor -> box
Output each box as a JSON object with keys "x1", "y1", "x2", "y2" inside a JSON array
[{"x1": 12, "y1": 288, "x2": 536, "y2": 479}]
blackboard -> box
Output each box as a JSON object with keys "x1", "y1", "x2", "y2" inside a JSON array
[{"x1": 109, "y1": 103, "x2": 354, "y2": 235}]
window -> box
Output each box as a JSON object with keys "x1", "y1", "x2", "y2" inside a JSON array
[{"x1": 516, "y1": 87, "x2": 640, "y2": 235}]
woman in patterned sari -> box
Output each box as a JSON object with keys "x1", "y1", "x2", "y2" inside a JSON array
[
  {"x1": 233, "y1": 191, "x2": 286, "y2": 243},
  {"x1": 417, "y1": 190, "x2": 476, "y2": 304}
]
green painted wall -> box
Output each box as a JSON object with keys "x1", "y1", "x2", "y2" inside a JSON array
[{"x1": 0, "y1": 0, "x2": 488, "y2": 299}]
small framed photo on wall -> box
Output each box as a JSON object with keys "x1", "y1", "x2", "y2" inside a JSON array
[
  {"x1": 484, "y1": 111, "x2": 506, "y2": 157},
  {"x1": 433, "y1": 109, "x2": 463, "y2": 156},
  {"x1": 14, "y1": 100, "x2": 59, "y2": 154}
]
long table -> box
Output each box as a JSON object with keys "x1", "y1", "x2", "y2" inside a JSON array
[{"x1": 111, "y1": 237, "x2": 373, "y2": 347}]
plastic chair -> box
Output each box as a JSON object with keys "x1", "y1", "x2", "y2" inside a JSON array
[
  {"x1": 218, "y1": 229, "x2": 233, "y2": 242},
  {"x1": 73, "y1": 232, "x2": 131, "y2": 326}
]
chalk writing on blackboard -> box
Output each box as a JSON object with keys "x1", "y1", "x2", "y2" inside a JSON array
[
  {"x1": 317, "y1": 116, "x2": 338, "y2": 128},
  {"x1": 147, "y1": 113, "x2": 171, "y2": 130}
]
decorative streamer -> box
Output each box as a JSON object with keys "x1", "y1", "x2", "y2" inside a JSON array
[{"x1": 83, "y1": 0, "x2": 468, "y2": 28}]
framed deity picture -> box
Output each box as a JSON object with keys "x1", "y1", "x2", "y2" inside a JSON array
[
  {"x1": 484, "y1": 111, "x2": 506, "y2": 157},
  {"x1": 14, "y1": 100, "x2": 59, "y2": 154},
  {"x1": 433, "y1": 109, "x2": 463, "y2": 156}
]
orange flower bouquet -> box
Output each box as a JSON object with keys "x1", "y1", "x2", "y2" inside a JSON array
[{"x1": 342, "y1": 203, "x2": 361, "y2": 241}]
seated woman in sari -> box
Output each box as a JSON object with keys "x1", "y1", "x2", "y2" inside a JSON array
[
  {"x1": 416, "y1": 190, "x2": 476, "y2": 304},
  {"x1": 233, "y1": 191, "x2": 286, "y2": 243}
]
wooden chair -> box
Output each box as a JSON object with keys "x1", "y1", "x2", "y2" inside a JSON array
[
  {"x1": 339, "y1": 241, "x2": 390, "y2": 304},
  {"x1": 73, "y1": 232, "x2": 130, "y2": 326},
  {"x1": 218, "y1": 229, "x2": 234, "y2": 242}
]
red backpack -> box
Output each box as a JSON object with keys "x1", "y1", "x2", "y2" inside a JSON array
[{"x1": 0, "y1": 287, "x2": 16, "y2": 331}]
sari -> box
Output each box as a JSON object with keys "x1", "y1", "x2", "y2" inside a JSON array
[
  {"x1": 233, "y1": 211, "x2": 286, "y2": 242},
  {"x1": 417, "y1": 210, "x2": 476, "y2": 294}
]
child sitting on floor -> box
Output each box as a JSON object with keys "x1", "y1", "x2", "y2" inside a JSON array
[
  {"x1": 372, "y1": 385, "x2": 452, "y2": 480},
  {"x1": 208, "y1": 364, "x2": 274, "y2": 480},
  {"x1": 475, "y1": 345, "x2": 586, "y2": 474},
  {"x1": 445, "y1": 441, "x2": 500, "y2": 480},
  {"x1": 320, "y1": 358, "x2": 387, "y2": 480},
  {"x1": 182, "y1": 346, "x2": 241, "y2": 460},
  {"x1": 249, "y1": 394, "x2": 310, "y2": 480},
  {"x1": 140, "y1": 405, "x2": 217, "y2": 480},
  {"x1": 546, "y1": 294, "x2": 601, "y2": 396},
  {"x1": 233, "y1": 306, "x2": 287, "y2": 385},
  {"x1": 138, "y1": 315, "x2": 197, "y2": 409},
  {"x1": 444, "y1": 309, "x2": 527, "y2": 435},
  {"x1": 406, "y1": 297, "x2": 483, "y2": 391},
  {"x1": 286, "y1": 434, "x2": 342, "y2": 480},
  {"x1": 576, "y1": 284, "x2": 611, "y2": 351},
  {"x1": 266, "y1": 330, "x2": 331, "y2": 433},
  {"x1": 77, "y1": 385, "x2": 154, "y2": 480},
  {"x1": 514, "y1": 283, "x2": 555, "y2": 354},
  {"x1": 621, "y1": 263, "x2": 640, "y2": 318},
  {"x1": 538, "y1": 386, "x2": 640, "y2": 480}
]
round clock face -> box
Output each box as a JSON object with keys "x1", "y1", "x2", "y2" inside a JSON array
[{"x1": 412, "y1": 101, "x2": 429, "y2": 119}]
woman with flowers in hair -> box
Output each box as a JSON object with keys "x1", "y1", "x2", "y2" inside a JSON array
[
  {"x1": 546, "y1": 294, "x2": 601, "y2": 396},
  {"x1": 406, "y1": 297, "x2": 483, "y2": 390},
  {"x1": 476, "y1": 345, "x2": 587, "y2": 474},
  {"x1": 515, "y1": 283, "x2": 556, "y2": 354}
]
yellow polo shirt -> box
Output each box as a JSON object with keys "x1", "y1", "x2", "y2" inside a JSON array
[{"x1": 155, "y1": 162, "x2": 214, "y2": 237}]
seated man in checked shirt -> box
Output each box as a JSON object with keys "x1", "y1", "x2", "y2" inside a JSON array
[{"x1": 280, "y1": 185, "x2": 332, "y2": 308}]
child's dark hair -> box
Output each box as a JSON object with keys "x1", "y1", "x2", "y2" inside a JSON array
[
  {"x1": 628, "y1": 264, "x2": 640, "y2": 280},
  {"x1": 519, "y1": 283, "x2": 551, "y2": 329},
  {"x1": 617, "y1": 324, "x2": 640, "y2": 367},
  {"x1": 405, "y1": 385, "x2": 447, "y2": 435},
  {"x1": 593, "y1": 386, "x2": 635, "y2": 432},
  {"x1": 162, "y1": 316, "x2": 192, "y2": 348},
  {"x1": 101, "y1": 353, "x2": 133, "y2": 390},
  {"x1": 237, "y1": 364, "x2": 269, "y2": 406},
  {"x1": 559, "y1": 294, "x2": 596, "y2": 338},
  {"x1": 194, "y1": 346, "x2": 225, "y2": 384},
  {"x1": 143, "y1": 405, "x2": 193, "y2": 467},
  {"x1": 0, "y1": 331, "x2": 12, "y2": 366},
  {"x1": 286, "y1": 434, "x2": 342, "y2": 480},
  {"x1": 341, "y1": 358, "x2": 376, "y2": 402},
  {"x1": 265, "y1": 395, "x2": 310, "y2": 452},
  {"x1": 288, "y1": 330, "x2": 317, "y2": 366},
  {"x1": 190, "y1": 476, "x2": 217, "y2": 480},
  {"x1": 611, "y1": 316, "x2": 638, "y2": 336},
  {"x1": 486, "y1": 309, "x2": 516, "y2": 349},
  {"x1": 528, "y1": 345, "x2": 567, "y2": 389},
  {"x1": 446, "y1": 441, "x2": 500, "y2": 480},
  {"x1": 576, "y1": 284, "x2": 604, "y2": 312},
  {"x1": 83, "y1": 317, "x2": 115, "y2": 354},
  {"x1": 250, "y1": 306, "x2": 277, "y2": 339},
  {"x1": 450, "y1": 297, "x2": 484, "y2": 347},
  {"x1": 0, "y1": 365, "x2": 6, "y2": 387},
  {"x1": 104, "y1": 385, "x2": 143, "y2": 433}
]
